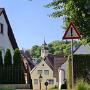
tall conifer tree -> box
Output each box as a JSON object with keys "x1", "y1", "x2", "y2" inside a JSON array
[
  {"x1": 0, "y1": 49, "x2": 3, "y2": 65},
  {"x1": 4, "y1": 48, "x2": 12, "y2": 66}
]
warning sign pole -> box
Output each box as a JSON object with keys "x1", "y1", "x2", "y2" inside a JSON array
[
  {"x1": 71, "y1": 25, "x2": 74, "y2": 88},
  {"x1": 63, "y1": 21, "x2": 81, "y2": 89},
  {"x1": 71, "y1": 39, "x2": 74, "y2": 88}
]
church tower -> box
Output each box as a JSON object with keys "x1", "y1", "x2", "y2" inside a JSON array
[{"x1": 41, "y1": 38, "x2": 48, "y2": 58}]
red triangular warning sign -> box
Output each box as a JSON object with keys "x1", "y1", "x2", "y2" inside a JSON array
[{"x1": 63, "y1": 21, "x2": 81, "y2": 39}]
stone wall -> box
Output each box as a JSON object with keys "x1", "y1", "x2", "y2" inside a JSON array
[{"x1": 0, "y1": 84, "x2": 30, "y2": 89}]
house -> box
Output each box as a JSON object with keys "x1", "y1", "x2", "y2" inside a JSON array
[
  {"x1": 30, "y1": 60, "x2": 56, "y2": 90},
  {"x1": 45, "y1": 54, "x2": 66, "y2": 83},
  {"x1": 73, "y1": 44, "x2": 90, "y2": 82},
  {"x1": 30, "y1": 40, "x2": 66, "y2": 90},
  {"x1": 0, "y1": 8, "x2": 18, "y2": 63},
  {"x1": 42, "y1": 40, "x2": 66, "y2": 84}
]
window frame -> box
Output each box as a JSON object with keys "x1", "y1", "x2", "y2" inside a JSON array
[
  {"x1": 37, "y1": 70, "x2": 42, "y2": 74},
  {"x1": 44, "y1": 70, "x2": 49, "y2": 75},
  {"x1": 48, "y1": 79, "x2": 54, "y2": 84}
]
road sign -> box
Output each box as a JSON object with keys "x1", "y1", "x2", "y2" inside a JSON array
[
  {"x1": 44, "y1": 81, "x2": 48, "y2": 86},
  {"x1": 62, "y1": 21, "x2": 81, "y2": 88},
  {"x1": 44, "y1": 81, "x2": 48, "y2": 90},
  {"x1": 63, "y1": 21, "x2": 81, "y2": 39}
]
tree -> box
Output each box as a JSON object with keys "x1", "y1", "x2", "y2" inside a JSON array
[
  {"x1": 28, "y1": 40, "x2": 80, "y2": 58},
  {"x1": 46, "y1": 0, "x2": 90, "y2": 42},
  {"x1": 0, "y1": 49, "x2": 3, "y2": 83},
  {"x1": 0, "y1": 49, "x2": 3, "y2": 65},
  {"x1": 3, "y1": 49, "x2": 12, "y2": 83},
  {"x1": 13, "y1": 48, "x2": 25, "y2": 84},
  {"x1": 29, "y1": 45, "x2": 41, "y2": 58},
  {"x1": 4, "y1": 48, "x2": 12, "y2": 66},
  {"x1": 13, "y1": 48, "x2": 22, "y2": 65}
]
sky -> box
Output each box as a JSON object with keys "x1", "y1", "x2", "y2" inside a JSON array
[{"x1": 0, "y1": 0, "x2": 64, "y2": 49}]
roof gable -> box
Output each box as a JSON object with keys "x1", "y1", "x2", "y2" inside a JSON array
[
  {"x1": 30, "y1": 60, "x2": 53, "y2": 74},
  {"x1": 0, "y1": 8, "x2": 18, "y2": 49},
  {"x1": 45, "y1": 54, "x2": 54, "y2": 70}
]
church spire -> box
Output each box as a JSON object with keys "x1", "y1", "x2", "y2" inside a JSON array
[
  {"x1": 44, "y1": 37, "x2": 47, "y2": 46},
  {"x1": 41, "y1": 37, "x2": 48, "y2": 58}
]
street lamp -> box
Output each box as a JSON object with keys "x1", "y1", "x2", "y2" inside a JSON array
[{"x1": 39, "y1": 74, "x2": 43, "y2": 90}]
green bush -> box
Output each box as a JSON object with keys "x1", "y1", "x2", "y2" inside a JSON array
[{"x1": 75, "y1": 79, "x2": 90, "y2": 90}]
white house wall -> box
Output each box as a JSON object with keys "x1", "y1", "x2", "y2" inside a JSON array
[
  {"x1": 74, "y1": 44, "x2": 90, "y2": 54},
  {"x1": 0, "y1": 13, "x2": 14, "y2": 63},
  {"x1": 59, "y1": 61, "x2": 67, "y2": 90}
]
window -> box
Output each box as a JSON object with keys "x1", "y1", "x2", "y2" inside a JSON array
[
  {"x1": 44, "y1": 70, "x2": 49, "y2": 75},
  {"x1": 42, "y1": 50, "x2": 44, "y2": 53},
  {"x1": 38, "y1": 70, "x2": 42, "y2": 74},
  {"x1": 0, "y1": 23, "x2": 3, "y2": 34},
  {"x1": 34, "y1": 79, "x2": 38, "y2": 84},
  {"x1": 48, "y1": 79, "x2": 54, "y2": 84}
]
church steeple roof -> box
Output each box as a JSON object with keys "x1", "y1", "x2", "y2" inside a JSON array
[
  {"x1": 42, "y1": 37, "x2": 48, "y2": 50},
  {"x1": 44, "y1": 37, "x2": 47, "y2": 46}
]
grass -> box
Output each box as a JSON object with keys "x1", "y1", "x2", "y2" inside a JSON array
[
  {"x1": 0, "y1": 88, "x2": 15, "y2": 90},
  {"x1": 74, "y1": 79, "x2": 90, "y2": 90},
  {"x1": 48, "y1": 85, "x2": 58, "y2": 90}
]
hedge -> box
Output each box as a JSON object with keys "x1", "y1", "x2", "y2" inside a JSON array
[
  {"x1": 0, "y1": 65, "x2": 25, "y2": 84},
  {"x1": 73, "y1": 54, "x2": 90, "y2": 83},
  {"x1": 0, "y1": 48, "x2": 25, "y2": 84},
  {"x1": 66, "y1": 54, "x2": 90, "y2": 89}
]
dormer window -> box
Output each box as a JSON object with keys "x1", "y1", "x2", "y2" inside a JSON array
[{"x1": 0, "y1": 23, "x2": 3, "y2": 34}]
